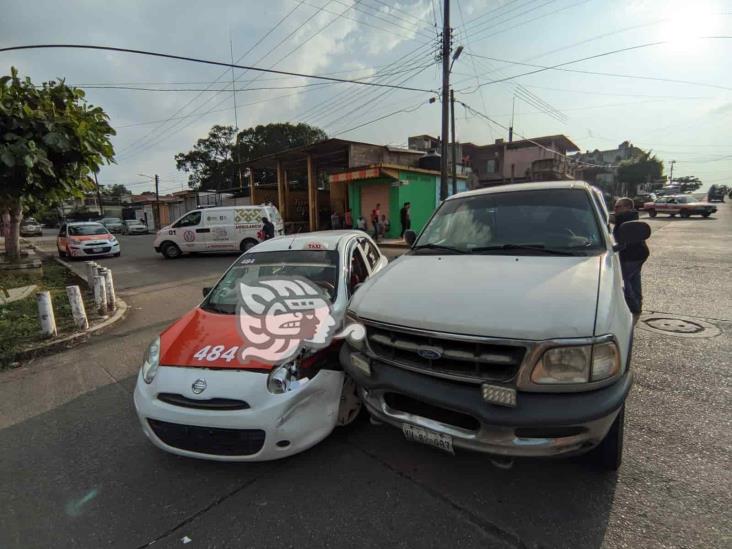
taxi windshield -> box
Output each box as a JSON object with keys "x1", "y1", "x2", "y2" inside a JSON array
[
  {"x1": 202, "y1": 250, "x2": 339, "y2": 314},
  {"x1": 68, "y1": 224, "x2": 108, "y2": 236}
]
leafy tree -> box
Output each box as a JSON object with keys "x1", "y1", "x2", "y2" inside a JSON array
[
  {"x1": 175, "y1": 124, "x2": 237, "y2": 191},
  {"x1": 175, "y1": 122, "x2": 327, "y2": 191},
  {"x1": 102, "y1": 183, "x2": 131, "y2": 198},
  {"x1": 674, "y1": 176, "x2": 702, "y2": 193},
  {"x1": 617, "y1": 150, "x2": 664, "y2": 196},
  {"x1": 0, "y1": 67, "x2": 115, "y2": 259}
]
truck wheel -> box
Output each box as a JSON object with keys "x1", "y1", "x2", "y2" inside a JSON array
[
  {"x1": 161, "y1": 242, "x2": 182, "y2": 259},
  {"x1": 240, "y1": 238, "x2": 258, "y2": 252},
  {"x1": 592, "y1": 405, "x2": 624, "y2": 471},
  {"x1": 647, "y1": 209, "x2": 656, "y2": 218},
  {"x1": 336, "y1": 375, "x2": 364, "y2": 428}
]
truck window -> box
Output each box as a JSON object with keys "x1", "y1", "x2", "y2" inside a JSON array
[{"x1": 173, "y1": 211, "x2": 202, "y2": 228}]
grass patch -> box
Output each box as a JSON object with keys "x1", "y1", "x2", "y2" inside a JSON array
[{"x1": 0, "y1": 260, "x2": 98, "y2": 368}]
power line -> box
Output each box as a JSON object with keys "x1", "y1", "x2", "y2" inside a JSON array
[
  {"x1": 463, "y1": 38, "x2": 732, "y2": 92},
  {"x1": 458, "y1": 99, "x2": 620, "y2": 169}
]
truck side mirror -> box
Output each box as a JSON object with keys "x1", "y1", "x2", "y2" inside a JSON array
[
  {"x1": 404, "y1": 230, "x2": 417, "y2": 246},
  {"x1": 202, "y1": 287, "x2": 212, "y2": 298},
  {"x1": 615, "y1": 220, "x2": 651, "y2": 246}
]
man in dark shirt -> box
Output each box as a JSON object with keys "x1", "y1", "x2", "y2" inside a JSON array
[
  {"x1": 613, "y1": 198, "x2": 650, "y2": 321},
  {"x1": 399, "y1": 202, "x2": 411, "y2": 237},
  {"x1": 261, "y1": 217, "x2": 275, "y2": 240}
]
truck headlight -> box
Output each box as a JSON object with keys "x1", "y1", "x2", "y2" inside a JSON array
[
  {"x1": 343, "y1": 311, "x2": 366, "y2": 351},
  {"x1": 531, "y1": 340, "x2": 621, "y2": 385},
  {"x1": 532, "y1": 345, "x2": 591, "y2": 384},
  {"x1": 141, "y1": 337, "x2": 161, "y2": 384},
  {"x1": 590, "y1": 341, "x2": 620, "y2": 381}
]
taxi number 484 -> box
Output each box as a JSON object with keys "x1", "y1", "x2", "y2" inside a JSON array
[{"x1": 193, "y1": 345, "x2": 239, "y2": 362}]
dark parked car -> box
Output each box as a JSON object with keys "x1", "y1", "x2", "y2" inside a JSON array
[{"x1": 708, "y1": 185, "x2": 726, "y2": 203}]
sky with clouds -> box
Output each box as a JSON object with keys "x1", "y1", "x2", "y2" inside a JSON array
[{"x1": 2, "y1": 0, "x2": 730, "y2": 193}]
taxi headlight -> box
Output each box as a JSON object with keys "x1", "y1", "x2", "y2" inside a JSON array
[
  {"x1": 531, "y1": 340, "x2": 621, "y2": 385},
  {"x1": 266, "y1": 362, "x2": 298, "y2": 394},
  {"x1": 141, "y1": 337, "x2": 161, "y2": 384},
  {"x1": 69, "y1": 238, "x2": 82, "y2": 246}
]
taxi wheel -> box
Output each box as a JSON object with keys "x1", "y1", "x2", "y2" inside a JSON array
[
  {"x1": 647, "y1": 209, "x2": 656, "y2": 218},
  {"x1": 240, "y1": 238, "x2": 258, "y2": 252},
  {"x1": 336, "y1": 374, "x2": 364, "y2": 428},
  {"x1": 680, "y1": 211, "x2": 690, "y2": 218},
  {"x1": 58, "y1": 248, "x2": 66, "y2": 258},
  {"x1": 591, "y1": 405, "x2": 624, "y2": 471},
  {"x1": 702, "y1": 213, "x2": 711, "y2": 218},
  {"x1": 161, "y1": 242, "x2": 182, "y2": 259},
  {"x1": 113, "y1": 252, "x2": 121, "y2": 257}
]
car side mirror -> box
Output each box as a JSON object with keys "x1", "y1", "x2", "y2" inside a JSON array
[
  {"x1": 202, "y1": 287, "x2": 212, "y2": 298},
  {"x1": 404, "y1": 230, "x2": 417, "y2": 246},
  {"x1": 615, "y1": 220, "x2": 651, "y2": 246}
]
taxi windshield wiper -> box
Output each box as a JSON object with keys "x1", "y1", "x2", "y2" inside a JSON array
[
  {"x1": 470, "y1": 244, "x2": 576, "y2": 256},
  {"x1": 412, "y1": 243, "x2": 469, "y2": 254}
]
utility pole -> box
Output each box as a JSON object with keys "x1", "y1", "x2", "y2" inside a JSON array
[
  {"x1": 230, "y1": 35, "x2": 243, "y2": 192},
  {"x1": 668, "y1": 160, "x2": 676, "y2": 187},
  {"x1": 154, "y1": 174, "x2": 160, "y2": 229},
  {"x1": 509, "y1": 96, "x2": 515, "y2": 143},
  {"x1": 93, "y1": 170, "x2": 104, "y2": 216},
  {"x1": 439, "y1": 0, "x2": 451, "y2": 201},
  {"x1": 450, "y1": 88, "x2": 457, "y2": 196}
]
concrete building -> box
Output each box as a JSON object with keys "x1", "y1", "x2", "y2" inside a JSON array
[
  {"x1": 462, "y1": 135, "x2": 580, "y2": 187},
  {"x1": 572, "y1": 141, "x2": 644, "y2": 195}
]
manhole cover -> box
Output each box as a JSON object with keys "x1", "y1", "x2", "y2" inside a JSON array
[{"x1": 639, "y1": 314, "x2": 720, "y2": 338}]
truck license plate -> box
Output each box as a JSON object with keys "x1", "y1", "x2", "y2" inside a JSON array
[{"x1": 402, "y1": 424, "x2": 453, "y2": 454}]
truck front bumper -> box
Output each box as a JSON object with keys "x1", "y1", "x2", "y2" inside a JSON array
[{"x1": 341, "y1": 346, "x2": 632, "y2": 458}]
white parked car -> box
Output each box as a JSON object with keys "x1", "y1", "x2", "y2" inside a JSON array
[
  {"x1": 57, "y1": 222, "x2": 121, "y2": 258},
  {"x1": 134, "y1": 231, "x2": 388, "y2": 461},
  {"x1": 122, "y1": 219, "x2": 148, "y2": 235},
  {"x1": 341, "y1": 181, "x2": 650, "y2": 470},
  {"x1": 153, "y1": 204, "x2": 284, "y2": 259}
]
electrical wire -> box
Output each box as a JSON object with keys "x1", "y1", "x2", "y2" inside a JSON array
[{"x1": 463, "y1": 38, "x2": 732, "y2": 93}]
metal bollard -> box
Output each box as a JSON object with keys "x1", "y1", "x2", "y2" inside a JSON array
[
  {"x1": 93, "y1": 275, "x2": 108, "y2": 316},
  {"x1": 66, "y1": 285, "x2": 89, "y2": 330},
  {"x1": 103, "y1": 269, "x2": 116, "y2": 312},
  {"x1": 37, "y1": 291, "x2": 57, "y2": 337}
]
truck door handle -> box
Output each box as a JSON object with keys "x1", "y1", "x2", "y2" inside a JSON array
[{"x1": 195, "y1": 228, "x2": 210, "y2": 233}]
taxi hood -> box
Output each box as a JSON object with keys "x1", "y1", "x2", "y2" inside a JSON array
[
  {"x1": 159, "y1": 308, "x2": 272, "y2": 369},
  {"x1": 350, "y1": 254, "x2": 603, "y2": 340}
]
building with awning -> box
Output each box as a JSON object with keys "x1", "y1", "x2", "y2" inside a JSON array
[{"x1": 245, "y1": 138, "x2": 467, "y2": 235}]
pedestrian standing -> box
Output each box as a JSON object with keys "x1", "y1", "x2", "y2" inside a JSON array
[
  {"x1": 613, "y1": 198, "x2": 650, "y2": 323},
  {"x1": 330, "y1": 211, "x2": 341, "y2": 230},
  {"x1": 261, "y1": 217, "x2": 275, "y2": 240},
  {"x1": 400, "y1": 202, "x2": 411, "y2": 237},
  {"x1": 371, "y1": 203, "x2": 381, "y2": 240},
  {"x1": 380, "y1": 214, "x2": 389, "y2": 238},
  {"x1": 343, "y1": 208, "x2": 353, "y2": 229},
  {"x1": 357, "y1": 216, "x2": 367, "y2": 231}
]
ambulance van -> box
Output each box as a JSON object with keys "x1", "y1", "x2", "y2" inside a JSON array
[{"x1": 154, "y1": 204, "x2": 283, "y2": 259}]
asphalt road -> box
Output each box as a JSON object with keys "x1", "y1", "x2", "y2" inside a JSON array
[{"x1": 2, "y1": 213, "x2": 730, "y2": 548}]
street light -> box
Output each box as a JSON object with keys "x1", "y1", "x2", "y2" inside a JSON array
[{"x1": 449, "y1": 46, "x2": 464, "y2": 73}]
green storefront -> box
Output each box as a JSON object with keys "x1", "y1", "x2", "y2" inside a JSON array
[{"x1": 331, "y1": 164, "x2": 468, "y2": 239}]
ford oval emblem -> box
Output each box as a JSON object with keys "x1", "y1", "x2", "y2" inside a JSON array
[
  {"x1": 191, "y1": 379, "x2": 207, "y2": 394},
  {"x1": 416, "y1": 346, "x2": 443, "y2": 360}
]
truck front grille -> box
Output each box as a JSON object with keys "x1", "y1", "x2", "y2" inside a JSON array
[{"x1": 366, "y1": 323, "x2": 525, "y2": 384}]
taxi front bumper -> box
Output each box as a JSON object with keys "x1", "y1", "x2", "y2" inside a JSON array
[{"x1": 134, "y1": 366, "x2": 344, "y2": 461}]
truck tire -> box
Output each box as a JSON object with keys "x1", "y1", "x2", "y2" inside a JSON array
[
  {"x1": 161, "y1": 241, "x2": 182, "y2": 259},
  {"x1": 592, "y1": 405, "x2": 624, "y2": 471},
  {"x1": 647, "y1": 209, "x2": 656, "y2": 218},
  {"x1": 240, "y1": 238, "x2": 258, "y2": 252}
]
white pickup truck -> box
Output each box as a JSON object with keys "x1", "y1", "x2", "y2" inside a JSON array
[{"x1": 340, "y1": 181, "x2": 650, "y2": 470}]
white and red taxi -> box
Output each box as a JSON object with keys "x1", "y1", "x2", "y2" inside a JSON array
[
  {"x1": 57, "y1": 221, "x2": 121, "y2": 258},
  {"x1": 134, "y1": 230, "x2": 388, "y2": 461}
]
